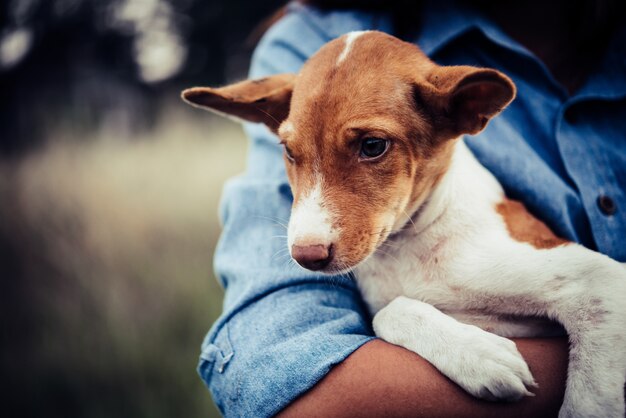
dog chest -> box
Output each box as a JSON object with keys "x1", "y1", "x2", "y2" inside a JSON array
[{"x1": 354, "y1": 235, "x2": 562, "y2": 338}]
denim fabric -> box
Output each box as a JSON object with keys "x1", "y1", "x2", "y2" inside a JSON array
[{"x1": 200, "y1": 1, "x2": 626, "y2": 416}]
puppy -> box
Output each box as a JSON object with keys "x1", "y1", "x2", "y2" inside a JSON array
[{"x1": 183, "y1": 31, "x2": 626, "y2": 418}]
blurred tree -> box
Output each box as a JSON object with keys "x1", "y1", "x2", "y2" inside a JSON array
[
  {"x1": 0, "y1": 0, "x2": 285, "y2": 154},
  {"x1": 0, "y1": 1, "x2": 285, "y2": 418}
]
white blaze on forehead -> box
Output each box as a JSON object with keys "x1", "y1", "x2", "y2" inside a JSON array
[
  {"x1": 288, "y1": 177, "x2": 338, "y2": 251},
  {"x1": 336, "y1": 30, "x2": 369, "y2": 65}
]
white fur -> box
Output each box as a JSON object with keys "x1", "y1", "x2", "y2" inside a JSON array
[
  {"x1": 373, "y1": 296, "x2": 536, "y2": 401},
  {"x1": 336, "y1": 31, "x2": 369, "y2": 65},
  {"x1": 288, "y1": 176, "x2": 338, "y2": 252},
  {"x1": 278, "y1": 121, "x2": 294, "y2": 136},
  {"x1": 353, "y1": 140, "x2": 626, "y2": 418}
]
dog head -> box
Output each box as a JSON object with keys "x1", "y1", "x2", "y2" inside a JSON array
[{"x1": 183, "y1": 31, "x2": 515, "y2": 273}]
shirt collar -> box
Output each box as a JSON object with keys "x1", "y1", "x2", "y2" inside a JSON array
[
  {"x1": 414, "y1": 0, "x2": 626, "y2": 101},
  {"x1": 415, "y1": 0, "x2": 566, "y2": 95},
  {"x1": 575, "y1": 25, "x2": 626, "y2": 102},
  {"x1": 413, "y1": 0, "x2": 479, "y2": 57}
]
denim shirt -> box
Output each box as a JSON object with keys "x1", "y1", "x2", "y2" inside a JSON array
[{"x1": 200, "y1": 2, "x2": 626, "y2": 416}]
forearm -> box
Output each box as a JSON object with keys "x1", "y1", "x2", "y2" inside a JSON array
[{"x1": 278, "y1": 338, "x2": 568, "y2": 418}]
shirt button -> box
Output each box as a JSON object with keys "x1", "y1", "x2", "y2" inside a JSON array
[{"x1": 597, "y1": 195, "x2": 617, "y2": 216}]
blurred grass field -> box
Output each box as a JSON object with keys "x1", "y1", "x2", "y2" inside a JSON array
[{"x1": 0, "y1": 103, "x2": 247, "y2": 418}]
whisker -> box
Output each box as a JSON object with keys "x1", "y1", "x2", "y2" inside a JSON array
[
  {"x1": 253, "y1": 214, "x2": 289, "y2": 222},
  {"x1": 271, "y1": 247, "x2": 291, "y2": 260},
  {"x1": 367, "y1": 228, "x2": 388, "y2": 237},
  {"x1": 287, "y1": 258, "x2": 303, "y2": 273},
  {"x1": 273, "y1": 253, "x2": 291, "y2": 261},
  {"x1": 253, "y1": 215, "x2": 289, "y2": 229},
  {"x1": 403, "y1": 209, "x2": 418, "y2": 233},
  {"x1": 379, "y1": 241, "x2": 400, "y2": 249},
  {"x1": 253, "y1": 106, "x2": 281, "y2": 127},
  {"x1": 374, "y1": 247, "x2": 402, "y2": 265}
]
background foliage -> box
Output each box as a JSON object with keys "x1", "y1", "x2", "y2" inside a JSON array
[{"x1": 0, "y1": 1, "x2": 284, "y2": 417}]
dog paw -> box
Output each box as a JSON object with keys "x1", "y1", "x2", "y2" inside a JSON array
[{"x1": 442, "y1": 325, "x2": 536, "y2": 402}]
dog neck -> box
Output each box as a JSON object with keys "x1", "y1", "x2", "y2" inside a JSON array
[{"x1": 391, "y1": 139, "x2": 504, "y2": 242}]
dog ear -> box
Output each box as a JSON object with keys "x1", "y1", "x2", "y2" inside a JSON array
[
  {"x1": 181, "y1": 73, "x2": 296, "y2": 133},
  {"x1": 420, "y1": 66, "x2": 516, "y2": 138}
]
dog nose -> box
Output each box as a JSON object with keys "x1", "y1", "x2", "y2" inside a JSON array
[{"x1": 291, "y1": 244, "x2": 333, "y2": 271}]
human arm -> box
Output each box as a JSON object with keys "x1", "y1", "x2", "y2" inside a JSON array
[{"x1": 279, "y1": 338, "x2": 568, "y2": 418}]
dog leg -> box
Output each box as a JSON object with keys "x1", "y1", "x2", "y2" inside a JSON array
[
  {"x1": 373, "y1": 296, "x2": 537, "y2": 401},
  {"x1": 453, "y1": 243, "x2": 626, "y2": 418}
]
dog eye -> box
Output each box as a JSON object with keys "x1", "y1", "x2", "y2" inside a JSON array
[
  {"x1": 283, "y1": 145, "x2": 295, "y2": 163},
  {"x1": 360, "y1": 138, "x2": 389, "y2": 160}
]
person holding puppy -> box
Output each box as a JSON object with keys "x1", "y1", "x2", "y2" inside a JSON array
[{"x1": 198, "y1": 1, "x2": 626, "y2": 416}]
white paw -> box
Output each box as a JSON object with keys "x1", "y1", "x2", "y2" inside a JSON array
[
  {"x1": 372, "y1": 297, "x2": 536, "y2": 402},
  {"x1": 437, "y1": 324, "x2": 536, "y2": 402}
]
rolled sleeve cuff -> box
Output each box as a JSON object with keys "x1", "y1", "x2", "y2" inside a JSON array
[{"x1": 199, "y1": 281, "x2": 374, "y2": 417}]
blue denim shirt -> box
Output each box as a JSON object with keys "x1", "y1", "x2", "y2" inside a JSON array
[{"x1": 200, "y1": 2, "x2": 626, "y2": 416}]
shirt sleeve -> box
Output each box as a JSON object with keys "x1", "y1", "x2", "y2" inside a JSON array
[{"x1": 198, "y1": 5, "x2": 385, "y2": 417}]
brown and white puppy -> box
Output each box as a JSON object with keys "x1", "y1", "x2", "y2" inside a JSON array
[{"x1": 183, "y1": 31, "x2": 626, "y2": 418}]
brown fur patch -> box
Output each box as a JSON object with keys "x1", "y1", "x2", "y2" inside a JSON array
[
  {"x1": 181, "y1": 73, "x2": 295, "y2": 131},
  {"x1": 183, "y1": 31, "x2": 517, "y2": 272},
  {"x1": 496, "y1": 198, "x2": 569, "y2": 249},
  {"x1": 281, "y1": 32, "x2": 513, "y2": 270}
]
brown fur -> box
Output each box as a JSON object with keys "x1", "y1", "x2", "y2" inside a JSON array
[
  {"x1": 181, "y1": 74, "x2": 295, "y2": 131},
  {"x1": 280, "y1": 34, "x2": 453, "y2": 266},
  {"x1": 182, "y1": 31, "x2": 517, "y2": 271},
  {"x1": 496, "y1": 199, "x2": 569, "y2": 249}
]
